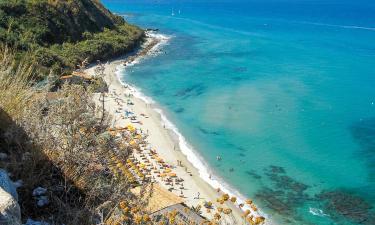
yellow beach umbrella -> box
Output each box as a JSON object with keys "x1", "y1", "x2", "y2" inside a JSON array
[
  {"x1": 135, "y1": 134, "x2": 142, "y2": 139},
  {"x1": 126, "y1": 124, "x2": 136, "y2": 132},
  {"x1": 222, "y1": 193, "x2": 230, "y2": 201},
  {"x1": 223, "y1": 208, "x2": 232, "y2": 215}
]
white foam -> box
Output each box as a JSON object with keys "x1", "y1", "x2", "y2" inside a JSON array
[
  {"x1": 309, "y1": 207, "x2": 329, "y2": 217},
  {"x1": 113, "y1": 32, "x2": 272, "y2": 224}
]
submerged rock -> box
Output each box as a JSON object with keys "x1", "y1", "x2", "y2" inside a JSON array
[
  {"x1": 255, "y1": 165, "x2": 311, "y2": 223},
  {"x1": 317, "y1": 189, "x2": 375, "y2": 224}
]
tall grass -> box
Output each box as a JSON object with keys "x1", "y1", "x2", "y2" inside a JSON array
[{"x1": 0, "y1": 46, "x2": 35, "y2": 120}]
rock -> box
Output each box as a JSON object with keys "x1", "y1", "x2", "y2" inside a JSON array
[
  {"x1": 32, "y1": 187, "x2": 49, "y2": 207},
  {"x1": 36, "y1": 196, "x2": 49, "y2": 207},
  {"x1": 0, "y1": 152, "x2": 8, "y2": 160},
  {"x1": 22, "y1": 152, "x2": 32, "y2": 161},
  {"x1": 24, "y1": 218, "x2": 50, "y2": 225},
  {"x1": 0, "y1": 169, "x2": 18, "y2": 201},
  {"x1": 0, "y1": 170, "x2": 21, "y2": 225},
  {"x1": 13, "y1": 180, "x2": 23, "y2": 188},
  {"x1": 32, "y1": 187, "x2": 47, "y2": 196}
]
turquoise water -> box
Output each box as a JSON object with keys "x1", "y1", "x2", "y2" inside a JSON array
[{"x1": 104, "y1": 1, "x2": 375, "y2": 224}]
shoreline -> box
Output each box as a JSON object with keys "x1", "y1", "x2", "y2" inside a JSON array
[{"x1": 86, "y1": 31, "x2": 273, "y2": 224}]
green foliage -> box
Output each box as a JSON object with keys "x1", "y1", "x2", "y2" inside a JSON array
[{"x1": 0, "y1": 0, "x2": 144, "y2": 77}]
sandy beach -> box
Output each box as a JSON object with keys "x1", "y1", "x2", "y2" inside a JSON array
[{"x1": 85, "y1": 32, "x2": 269, "y2": 225}]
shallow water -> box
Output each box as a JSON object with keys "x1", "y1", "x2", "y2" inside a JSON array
[{"x1": 104, "y1": 1, "x2": 375, "y2": 224}]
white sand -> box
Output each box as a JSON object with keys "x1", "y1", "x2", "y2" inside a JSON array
[{"x1": 85, "y1": 33, "x2": 272, "y2": 225}]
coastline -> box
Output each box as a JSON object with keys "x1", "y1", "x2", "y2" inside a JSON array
[{"x1": 86, "y1": 32, "x2": 273, "y2": 224}]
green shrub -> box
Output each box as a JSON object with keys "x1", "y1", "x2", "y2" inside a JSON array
[{"x1": 0, "y1": 0, "x2": 144, "y2": 78}]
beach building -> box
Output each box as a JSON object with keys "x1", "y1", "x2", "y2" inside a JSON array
[
  {"x1": 60, "y1": 71, "x2": 93, "y2": 84},
  {"x1": 131, "y1": 184, "x2": 206, "y2": 224},
  {"x1": 60, "y1": 71, "x2": 108, "y2": 92}
]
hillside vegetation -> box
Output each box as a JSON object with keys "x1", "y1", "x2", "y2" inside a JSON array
[
  {"x1": 0, "y1": 0, "x2": 144, "y2": 77},
  {"x1": 0, "y1": 47, "x2": 152, "y2": 224},
  {"x1": 0, "y1": 1, "x2": 156, "y2": 224}
]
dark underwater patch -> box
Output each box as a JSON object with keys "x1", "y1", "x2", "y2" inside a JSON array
[
  {"x1": 225, "y1": 142, "x2": 248, "y2": 152},
  {"x1": 236, "y1": 146, "x2": 247, "y2": 152},
  {"x1": 234, "y1": 67, "x2": 248, "y2": 73},
  {"x1": 245, "y1": 170, "x2": 262, "y2": 180},
  {"x1": 316, "y1": 189, "x2": 375, "y2": 225},
  {"x1": 350, "y1": 117, "x2": 375, "y2": 181},
  {"x1": 255, "y1": 165, "x2": 375, "y2": 224},
  {"x1": 174, "y1": 107, "x2": 184, "y2": 113},
  {"x1": 255, "y1": 165, "x2": 312, "y2": 224},
  {"x1": 197, "y1": 127, "x2": 220, "y2": 136},
  {"x1": 231, "y1": 76, "x2": 246, "y2": 81},
  {"x1": 267, "y1": 165, "x2": 286, "y2": 174},
  {"x1": 174, "y1": 83, "x2": 206, "y2": 99}
]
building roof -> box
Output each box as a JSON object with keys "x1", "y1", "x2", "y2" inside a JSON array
[
  {"x1": 60, "y1": 71, "x2": 93, "y2": 81},
  {"x1": 152, "y1": 203, "x2": 206, "y2": 225},
  {"x1": 131, "y1": 184, "x2": 184, "y2": 213},
  {"x1": 60, "y1": 75, "x2": 73, "y2": 80},
  {"x1": 72, "y1": 71, "x2": 93, "y2": 80}
]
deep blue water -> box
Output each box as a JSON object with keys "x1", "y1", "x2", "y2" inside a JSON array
[{"x1": 103, "y1": 1, "x2": 375, "y2": 224}]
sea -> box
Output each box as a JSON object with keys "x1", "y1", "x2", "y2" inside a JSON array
[{"x1": 102, "y1": 0, "x2": 375, "y2": 224}]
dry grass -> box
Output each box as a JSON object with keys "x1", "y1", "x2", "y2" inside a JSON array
[
  {"x1": 0, "y1": 48, "x2": 153, "y2": 225},
  {"x1": 0, "y1": 46, "x2": 35, "y2": 120}
]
